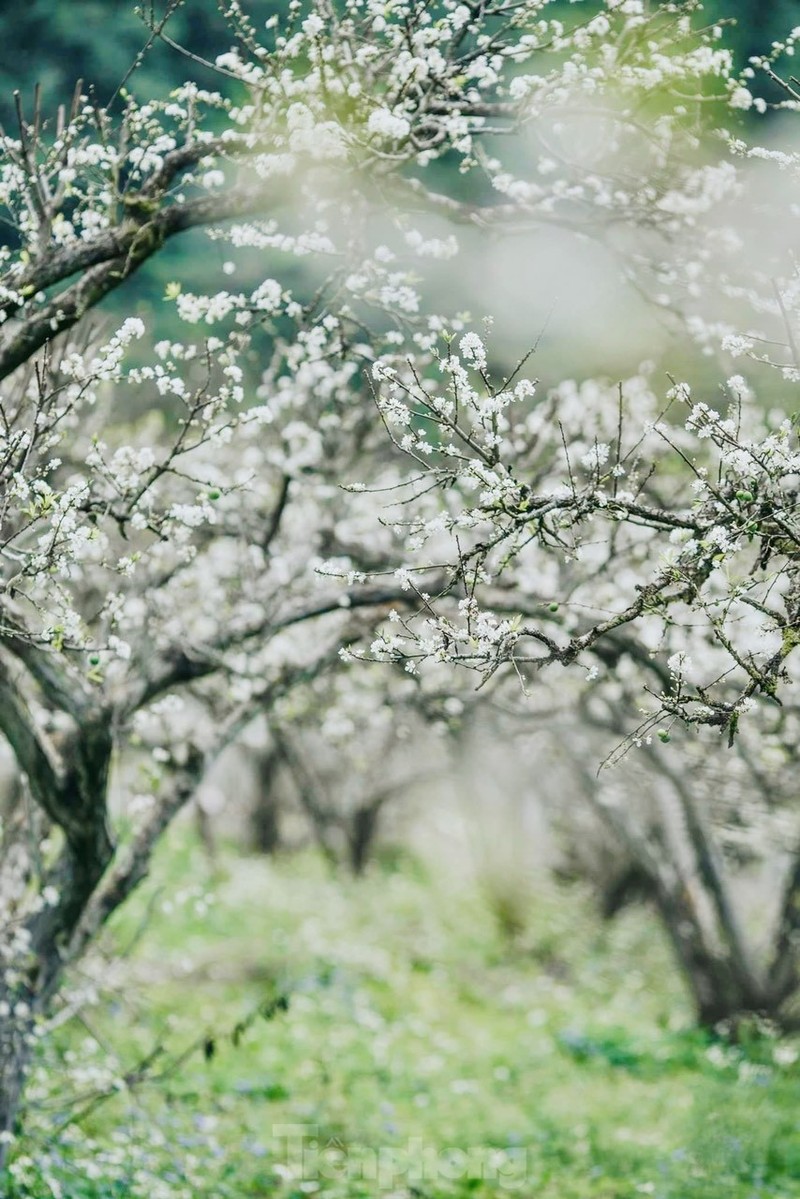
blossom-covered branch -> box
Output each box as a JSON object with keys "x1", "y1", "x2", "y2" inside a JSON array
[{"x1": 364, "y1": 342, "x2": 800, "y2": 740}]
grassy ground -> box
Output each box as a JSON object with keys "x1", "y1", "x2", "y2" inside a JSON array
[{"x1": 7, "y1": 831, "x2": 800, "y2": 1198}]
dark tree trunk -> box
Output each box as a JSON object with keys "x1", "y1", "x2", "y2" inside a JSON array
[
  {"x1": 0, "y1": 715, "x2": 114, "y2": 1172},
  {"x1": 651, "y1": 883, "x2": 768, "y2": 1028},
  {"x1": 250, "y1": 748, "x2": 282, "y2": 854},
  {"x1": 348, "y1": 804, "x2": 381, "y2": 876},
  {"x1": 0, "y1": 998, "x2": 35, "y2": 1161}
]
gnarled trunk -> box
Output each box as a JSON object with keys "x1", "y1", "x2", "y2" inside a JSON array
[{"x1": 649, "y1": 880, "x2": 768, "y2": 1028}]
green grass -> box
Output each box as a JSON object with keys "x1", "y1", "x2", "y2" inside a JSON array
[{"x1": 6, "y1": 831, "x2": 800, "y2": 1198}]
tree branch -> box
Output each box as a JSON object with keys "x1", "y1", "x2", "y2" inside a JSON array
[
  {"x1": 0, "y1": 656, "x2": 62, "y2": 821},
  {"x1": 0, "y1": 609, "x2": 93, "y2": 719},
  {"x1": 129, "y1": 583, "x2": 436, "y2": 711},
  {"x1": 0, "y1": 183, "x2": 275, "y2": 381}
]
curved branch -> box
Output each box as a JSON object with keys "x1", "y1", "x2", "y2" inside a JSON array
[
  {"x1": 0, "y1": 610, "x2": 93, "y2": 719},
  {"x1": 0, "y1": 182, "x2": 275, "y2": 381},
  {"x1": 129, "y1": 582, "x2": 438, "y2": 711},
  {"x1": 0, "y1": 655, "x2": 61, "y2": 819}
]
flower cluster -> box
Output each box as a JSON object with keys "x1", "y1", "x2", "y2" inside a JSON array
[{"x1": 364, "y1": 341, "x2": 800, "y2": 742}]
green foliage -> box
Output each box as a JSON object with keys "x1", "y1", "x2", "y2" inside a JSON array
[
  {"x1": 5, "y1": 833, "x2": 799, "y2": 1198},
  {"x1": 703, "y1": 0, "x2": 798, "y2": 75},
  {"x1": 0, "y1": 2, "x2": 230, "y2": 116}
]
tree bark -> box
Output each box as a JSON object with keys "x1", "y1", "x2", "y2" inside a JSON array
[
  {"x1": 348, "y1": 803, "x2": 381, "y2": 876},
  {"x1": 649, "y1": 881, "x2": 766, "y2": 1028},
  {"x1": 0, "y1": 1002, "x2": 35, "y2": 1164}
]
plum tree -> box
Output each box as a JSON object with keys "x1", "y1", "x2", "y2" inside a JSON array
[{"x1": 0, "y1": 0, "x2": 789, "y2": 1160}]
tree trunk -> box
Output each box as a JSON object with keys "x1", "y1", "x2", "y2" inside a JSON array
[
  {"x1": 0, "y1": 992, "x2": 36, "y2": 1171},
  {"x1": 250, "y1": 747, "x2": 282, "y2": 854},
  {"x1": 649, "y1": 878, "x2": 769, "y2": 1028},
  {"x1": 0, "y1": 826, "x2": 114, "y2": 1169},
  {"x1": 348, "y1": 803, "x2": 380, "y2": 875}
]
